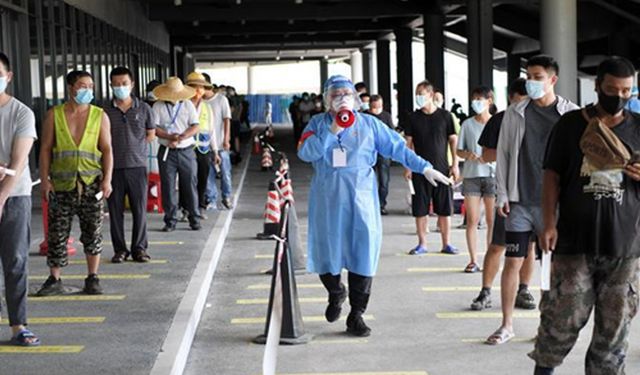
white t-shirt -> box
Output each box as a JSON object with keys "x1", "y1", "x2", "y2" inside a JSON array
[
  {"x1": 0, "y1": 97, "x2": 37, "y2": 197},
  {"x1": 206, "y1": 93, "x2": 231, "y2": 150},
  {"x1": 152, "y1": 100, "x2": 199, "y2": 148}
]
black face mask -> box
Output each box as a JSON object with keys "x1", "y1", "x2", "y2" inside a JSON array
[{"x1": 598, "y1": 90, "x2": 630, "y2": 115}]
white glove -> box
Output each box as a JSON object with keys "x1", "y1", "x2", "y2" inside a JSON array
[{"x1": 423, "y1": 167, "x2": 452, "y2": 187}]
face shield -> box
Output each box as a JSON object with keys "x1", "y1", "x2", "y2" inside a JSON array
[{"x1": 322, "y1": 75, "x2": 361, "y2": 113}]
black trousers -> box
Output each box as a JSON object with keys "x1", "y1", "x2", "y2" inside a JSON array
[
  {"x1": 195, "y1": 150, "x2": 212, "y2": 209},
  {"x1": 107, "y1": 167, "x2": 149, "y2": 254},
  {"x1": 319, "y1": 271, "x2": 372, "y2": 315}
]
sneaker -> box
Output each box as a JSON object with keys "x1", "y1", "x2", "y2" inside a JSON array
[
  {"x1": 111, "y1": 251, "x2": 129, "y2": 264},
  {"x1": 471, "y1": 291, "x2": 492, "y2": 311},
  {"x1": 35, "y1": 276, "x2": 64, "y2": 297},
  {"x1": 441, "y1": 244, "x2": 459, "y2": 255},
  {"x1": 190, "y1": 222, "x2": 202, "y2": 231},
  {"x1": 84, "y1": 274, "x2": 103, "y2": 295},
  {"x1": 380, "y1": 207, "x2": 388, "y2": 216},
  {"x1": 346, "y1": 313, "x2": 371, "y2": 337},
  {"x1": 515, "y1": 288, "x2": 536, "y2": 309},
  {"x1": 161, "y1": 225, "x2": 175, "y2": 232},
  {"x1": 408, "y1": 245, "x2": 428, "y2": 255},
  {"x1": 178, "y1": 209, "x2": 189, "y2": 223},
  {"x1": 221, "y1": 198, "x2": 233, "y2": 210}
]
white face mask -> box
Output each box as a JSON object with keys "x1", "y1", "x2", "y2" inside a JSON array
[
  {"x1": 0, "y1": 76, "x2": 7, "y2": 95},
  {"x1": 331, "y1": 95, "x2": 355, "y2": 112},
  {"x1": 471, "y1": 99, "x2": 487, "y2": 114}
]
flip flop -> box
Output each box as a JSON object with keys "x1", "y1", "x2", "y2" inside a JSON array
[
  {"x1": 485, "y1": 327, "x2": 515, "y2": 345},
  {"x1": 10, "y1": 329, "x2": 41, "y2": 347},
  {"x1": 464, "y1": 262, "x2": 480, "y2": 273},
  {"x1": 408, "y1": 245, "x2": 428, "y2": 255}
]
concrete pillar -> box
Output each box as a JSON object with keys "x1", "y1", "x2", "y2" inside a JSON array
[
  {"x1": 376, "y1": 39, "x2": 392, "y2": 113},
  {"x1": 467, "y1": 0, "x2": 493, "y2": 93},
  {"x1": 320, "y1": 59, "x2": 329, "y2": 91},
  {"x1": 395, "y1": 27, "x2": 413, "y2": 127},
  {"x1": 248, "y1": 63, "x2": 258, "y2": 94},
  {"x1": 362, "y1": 48, "x2": 374, "y2": 93},
  {"x1": 541, "y1": 0, "x2": 577, "y2": 102},
  {"x1": 507, "y1": 54, "x2": 522, "y2": 86},
  {"x1": 424, "y1": 8, "x2": 445, "y2": 96},
  {"x1": 350, "y1": 50, "x2": 363, "y2": 83}
]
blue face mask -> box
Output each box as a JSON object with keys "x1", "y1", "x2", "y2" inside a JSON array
[
  {"x1": 415, "y1": 95, "x2": 429, "y2": 109},
  {"x1": 75, "y1": 88, "x2": 94, "y2": 105},
  {"x1": 0, "y1": 76, "x2": 7, "y2": 95},
  {"x1": 361, "y1": 102, "x2": 370, "y2": 111},
  {"x1": 113, "y1": 85, "x2": 131, "y2": 100},
  {"x1": 471, "y1": 99, "x2": 487, "y2": 114},
  {"x1": 525, "y1": 80, "x2": 546, "y2": 100}
]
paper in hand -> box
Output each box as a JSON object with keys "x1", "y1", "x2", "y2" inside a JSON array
[
  {"x1": 0, "y1": 166, "x2": 16, "y2": 176},
  {"x1": 95, "y1": 191, "x2": 104, "y2": 201},
  {"x1": 541, "y1": 251, "x2": 551, "y2": 291},
  {"x1": 408, "y1": 179, "x2": 415, "y2": 195}
]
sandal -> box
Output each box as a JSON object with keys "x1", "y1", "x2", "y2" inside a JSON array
[
  {"x1": 132, "y1": 250, "x2": 151, "y2": 263},
  {"x1": 10, "y1": 329, "x2": 41, "y2": 347},
  {"x1": 408, "y1": 245, "x2": 428, "y2": 255},
  {"x1": 464, "y1": 262, "x2": 480, "y2": 273},
  {"x1": 485, "y1": 327, "x2": 515, "y2": 345},
  {"x1": 111, "y1": 251, "x2": 129, "y2": 264}
]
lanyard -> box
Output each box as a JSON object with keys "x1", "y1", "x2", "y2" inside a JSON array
[{"x1": 164, "y1": 101, "x2": 183, "y2": 132}]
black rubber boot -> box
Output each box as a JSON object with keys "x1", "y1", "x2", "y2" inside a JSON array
[
  {"x1": 319, "y1": 274, "x2": 347, "y2": 323},
  {"x1": 345, "y1": 272, "x2": 372, "y2": 337},
  {"x1": 534, "y1": 366, "x2": 554, "y2": 375}
]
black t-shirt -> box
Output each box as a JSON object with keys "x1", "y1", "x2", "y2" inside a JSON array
[
  {"x1": 367, "y1": 110, "x2": 394, "y2": 129},
  {"x1": 404, "y1": 108, "x2": 456, "y2": 173},
  {"x1": 543, "y1": 106, "x2": 640, "y2": 258},
  {"x1": 478, "y1": 110, "x2": 504, "y2": 149}
]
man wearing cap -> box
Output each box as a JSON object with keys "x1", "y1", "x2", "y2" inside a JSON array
[
  {"x1": 37, "y1": 70, "x2": 113, "y2": 296},
  {"x1": 185, "y1": 72, "x2": 220, "y2": 211},
  {"x1": 152, "y1": 77, "x2": 201, "y2": 232},
  {"x1": 298, "y1": 75, "x2": 451, "y2": 337},
  {"x1": 104, "y1": 66, "x2": 155, "y2": 264}
]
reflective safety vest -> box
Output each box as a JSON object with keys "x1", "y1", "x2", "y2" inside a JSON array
[
  {"x1": 51, "y1": 104, "x2": 103, "y2": 191},
  {"x1": 195, "y1": 102, "x2": 212, "y2": 154}
]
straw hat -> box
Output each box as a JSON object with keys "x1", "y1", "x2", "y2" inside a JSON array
[
  {"x1": 185, "y1": 72, "x2": 212, "y2": 89},
  {"x1": 152, "y1": 77, "x2": 195, "y2": 103}
]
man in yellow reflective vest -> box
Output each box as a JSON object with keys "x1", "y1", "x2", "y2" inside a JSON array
[
  {"x1": 186, "y1": 72, "x2": 219, "y2": 212},
  {"x1": 37, "y1": 70, "x2": 113, "y2": 296}
]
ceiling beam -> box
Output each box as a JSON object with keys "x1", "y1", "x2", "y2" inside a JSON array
[
  {"x1": 186, "y1": 43, "x2": 370, "y2": 54},
  {"x1": 173, "y1": 32, "x2": 383, "y2": 48}
]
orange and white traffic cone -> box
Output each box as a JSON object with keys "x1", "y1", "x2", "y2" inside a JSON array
[
  {"x1": 257, "y1": 181, "x2": 281, "y2": 239},
  {"x1": 261, "y1": 148, "x2": 273, "y2": 171},
  {"x1": 252, "y1": 135, "x2": 262, "y2": 155},
  {"x1": 39, "y1": 198, "x2": 77, "y2": 256}
]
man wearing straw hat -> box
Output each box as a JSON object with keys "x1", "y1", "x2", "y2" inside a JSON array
[
  {"x1": 185, "y1": 71, "x2": 220, "y2": 212},
  {"x1": 152, "y1": 77, "x2": 201, "y2": 232}
]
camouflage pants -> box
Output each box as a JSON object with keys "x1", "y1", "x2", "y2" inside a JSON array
[
  {"x1": 47, "y1": 180, "x2": 104, "y2": 268},
  {"x1": 529, "y1": 254, "x2": 640, "y2": 374}
]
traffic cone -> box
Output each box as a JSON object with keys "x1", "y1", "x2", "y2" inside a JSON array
[
  {"x1": 252, "y1": 135, "x2": 262, "y2": 155},
  {"x1": 39, "y1": 198, "x2": 77, "y2": 256},
  {"x1": 147, "y1": 172, "x2": 163, "y2": 213},
  {"x1": 257, "y1": 181, "x2": 281, "y2": 239},
  {"x1": 261, "y1": 148, "x2": 274, "y2": 171},
  {"x1": 253, "y1": 201, "x2": 312, "y2": 345}
]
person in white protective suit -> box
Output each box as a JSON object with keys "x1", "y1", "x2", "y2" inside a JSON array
[{"x1": 297, "y1": 75, "x2": 451, "y2": 336}]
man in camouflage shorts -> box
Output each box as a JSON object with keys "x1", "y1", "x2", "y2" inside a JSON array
[{"x1": 532, "y1": 57, "x2": 640, "y2": 374}]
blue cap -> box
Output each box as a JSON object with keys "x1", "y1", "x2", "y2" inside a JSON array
[{"x1": 323, "y1": 75, "x2": 356, "y2": 94}]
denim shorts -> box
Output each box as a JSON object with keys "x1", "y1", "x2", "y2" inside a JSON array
[{"x1": 462, "y1": 177, "x2": 496, "y2": 197}]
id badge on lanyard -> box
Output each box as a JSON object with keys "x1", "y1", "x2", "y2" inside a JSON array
[
  {"x1": 165, "y1": 102, "x2": 183, "y2": 133},
  {"x1": 332, "y1": 131, "x2": 348, "y2": 168}
]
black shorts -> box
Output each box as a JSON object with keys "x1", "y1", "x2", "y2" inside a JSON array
[
  {"x1": 490, "y1": 210, "x2": 505, "y2": 247},
  {"x1": 411, "y1": 173, "x2": 453, "y2": 217}
]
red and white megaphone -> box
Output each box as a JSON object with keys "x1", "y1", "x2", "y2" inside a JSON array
[{"x1": 335, "y1": 109, "x2": 356, "y2": 128}]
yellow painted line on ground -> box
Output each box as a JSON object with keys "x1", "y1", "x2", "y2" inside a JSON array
[
  {"x1": 422, "y1": 286, "x2": 541, "y2": 292},
  {"x1": 436, "y1": 311, "x2": 539, "y2": 319},
  {"x1": 30, "y1": 274, "x2": 150, "y2": 281},
  {"x1": 276, "y1": 372, "x2": 427, "y2": 375},
  {"x1": 396, "y1": 252, "x2": 485, "y2": 257},
  {"x1": 232, "y1": 314, "x2": 374, "y2": 325},
  {"x1": 462, "y1": 337, "x2": 534, "y2": 344},
  {"x1": 407, "y1": 267, "x2": 464, "y2": 273},
  {"x1": 247, "y1": 283, "x2": 324, "y2": 290},
  {"x1": 0, "y1": 346, "x2": 84, "y2": 354},
  {"x1": 105, "y1": 241, "x2": 183, "y2": 245},
  {"x1": 254, "y1": 254, "x2": 274, "y2": 259},
  {"x1": 29, "y1": 295, "x2": 126, "y2": 302},
  {"x1": 237, "y1": 297, "x2": 325, "y2": 305},
  {"x1": 67, "y1": 259, "x2": 168, "y2": 265},
  {"x1": 28, "y1": 317, "x2": 105, "y2": 324}
]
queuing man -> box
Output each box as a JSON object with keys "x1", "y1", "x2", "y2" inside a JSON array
[
  {"x1": 470, "y1": 78, "x2": 536, "y2": 311},
  {"x1": 366, "y1": 95, "x2": 394, "y2": 215},
  {"x1": 204, "y1": 76, "x2": 233, "y2": 210},
  {"x1": 298, "y1": 75, "x2": 450, "y2": 337},
  {"x1": 405, "y1": 80, "x2": 459, "y2": 256},
  {"x1": 359, "y1": 93, "x2": 371, "y2": 112},
  {"x1": 487, "y1": 55, "x2": 578, "y2": 345},
  {"x1": 152, "y1": 77, "x2": 201, "y2": 231},
  {"x1": 37, "y1": 70, "x2": 113, "y2": 296},
  {"x1": 104, "y1": 67, "x2": 155, "y2": 264},
  {"x1": 185, "y1": 72, "x2": 219, "y2": 211},
  {"x1": 531, "y1": 57, "x2": 640, "y2": 375},
  {"x1": 0, "y1": 52, "x2": 40, "y2": 346}
]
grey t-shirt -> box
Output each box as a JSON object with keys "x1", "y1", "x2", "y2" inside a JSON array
[
  {"x1": 0, "y1": 97, "x2": 37, "y2": 197},
  {"x1": 518, "y1": 99, "x2": 561, "y2": 206}
]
